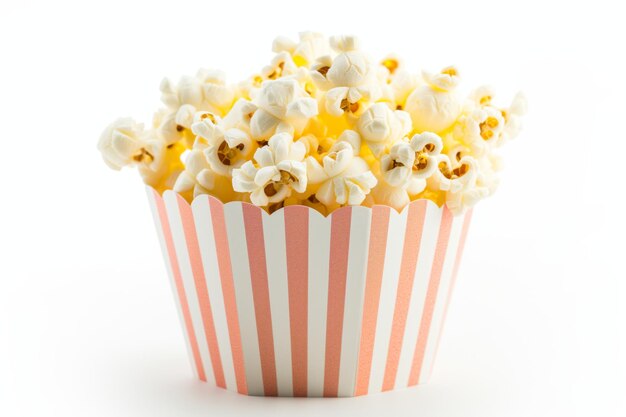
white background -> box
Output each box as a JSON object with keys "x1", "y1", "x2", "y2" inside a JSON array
[{"x1": 1, "y1": 0, "x2": 625, "y2": 416}]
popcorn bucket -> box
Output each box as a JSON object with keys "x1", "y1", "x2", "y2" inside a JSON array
[{"x1": 146, "y1": 186, "x2": 472, "y2": 397}]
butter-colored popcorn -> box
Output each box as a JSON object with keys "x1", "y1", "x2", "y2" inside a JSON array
[
  {"x1": 232, "y1": 132, "x2": 307, "y2": 207},
  {"x1": 404, "y1": 66, "x2": 462, "y2": 133},
  {"x1": 153, "y1": 104, "x2": 201, "y2": 148},
  {"x1": 273, "y1": 32, "x2": 331, "y2": 67},
  {"x1": 250, "y1": 78, "x2": 319, "y2": 140},
  {"x1": 357, "y1": 103, "x2": 412, "y2": 155},
  {"x1": 138, "y1": 141, "x2": 186, "y2": 193}
]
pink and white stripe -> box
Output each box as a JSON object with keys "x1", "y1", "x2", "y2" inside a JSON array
[{"x1": 146, "y1": 187, "x2": 473, "y2": 397}]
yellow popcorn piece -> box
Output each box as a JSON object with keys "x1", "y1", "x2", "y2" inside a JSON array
[{"x1": 404, "y1": 66, "x2": 462, "y2": 134}]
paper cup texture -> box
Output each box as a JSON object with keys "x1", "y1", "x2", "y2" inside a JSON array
[{"x1": 146, "y1": 186, "x2": 472, "y2": 397}]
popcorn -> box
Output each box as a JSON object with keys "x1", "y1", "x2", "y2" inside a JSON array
[
  {"x1": 153, "y1": 105, "x2": 198, "y2": 148},
  {"x1": 232, "y1": 132, "x2": 307, "y2": 207},
  {"x1": 311, "y1": 35, "x2": 381, "y2": 117},
  {"x1": 191, "y1": 112, "x2": 255, "y2": 176},
  {"x1": 357, "y1": 103, "x2": 411, "y2": 155},
  {"x1": 173, "y1": 150, "x2": 216, "y2": 197},
  {"x1": 500, "y1": 92, "x2": 528, "y2": 142},
  {"x1": 374, "y1": 132, "x2": 443, "y2": 210},
  {"x1": 160, "y1": 69, "x2": 234, "y2": 116},
  {"x1": 431, "y1": 154, "x2": 478, "y2": 193},
  {"x1": 380, "y1": 132, "x2": 443, "y2": 187},
  {"x1": 273, "y1": 32, "x2": 331, "y2": 67},
  {"x1": 250, "y1": 78, "x2": 319, "y2": 140},
  {"x1": 404, "y1": 66, "x2": 462, "y2": 133},
  {"x1": 100, "y1": 34, "x2": 525, "y2": 216},
  {"x1": 306, "y1": 131, "x2": 377, "y2": 208},
  {"x1": 98, "y1": 118, "x2": 161, "y2": 171}
]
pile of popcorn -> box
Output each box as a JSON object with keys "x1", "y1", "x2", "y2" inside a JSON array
[{"x1": 98, "y1": 33, "x2": 526, "y2": 215}]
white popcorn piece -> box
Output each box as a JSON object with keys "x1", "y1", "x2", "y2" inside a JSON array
[
  {"x1": 380, "y1": 132, "x2": 443, "y2": 186},
  {"x1": 160, "y1": 69, "x2": 234, "y2": 116},
  {"x1": 261, "y1": 52, "x2": 299, "y2": 81},
  {"x1": 374, "y1": 132, "x2": 444, "y2": 210},
  {"x1": 445, "y1": 184, "x2": 490, "y2": 215},
  {"x1": 273, "y1": 32, "x2": 331, "y2": 67},
  {"x1": 431, "y1": 154, "x2": 478, "y2": 193},
  {"x1": 250, "y1": 78, "x2": 318, "y2": 140},
  {"x1": 371, "y1": 180, "x2": 412, "y2": 212},
  {"x1": 191, "y1": 113, "x2": 255, "y2": 176},
  {"x1": 404, "y1": 66, "x2": 462, "y2": 133},
  {"x1": 376, "y1": 55, "x2": 405, "y2": 104},
  {"x1": 153, "y1": 104, "x2": 204, "y2": 148},
  {"x1": 451, "y1": 106, "x2": 506, "y2": 157},
  {"x1": 174, "y1": 150, "x2": 217, "y2": 197},
  {"x1": 390, "y1": 69, "x2": 418, "y2": 110},
  {"x1": 197, "y1": 68, "x2": 235, "y2": 114},
  {"x1": 467, "y1": 87, "x2": 528, "y2": 145},
  {"x1": 329, "y1": 35, "x2": 360, "y2": 53},
  {"x1": 310, "y1": 36, "x2": 381, "y2": 117},
  {"x1": 160, "y1": 76, "x2": 204, "y2": 110},
  {"x1": 500, "y1": 92, "x2": 528, "y2": 142},
  {"x1": 98, "y1": 118, "x2": 163, "y2": 171},
  {"x1": 356, "y1": 103, "x2": 412, "y2": 155},
  {"x1": 232, "y1": 132, "x2": 307, "y2": 207},
  {"x1": 306, "y1": 134, "x2": 376, "y2": 207},
  {"x1": 221, "y1": 99, "x2": 258, "y2": 131}
]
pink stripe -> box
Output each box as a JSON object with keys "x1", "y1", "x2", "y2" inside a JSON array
[
  {"x1": 382, "y1": 201, "x2": 428, "y2": 391},
  {"x1": 242, "y1": 204, "x2": 278, "y2": 396},
  {"x1": 429, "y1": 209, "x2": 473, "y2": 377},
  {"x1": 209, "y1": 198, "x2": 248, "y2": 394},
  {"x1": 284, "y1": 206, "x2": 309, "y2": 397},
  {"x1": 152, "y1": 190, "x2": 206, "y2": 381},
  {"x1": 323, "y1": 207, "x2": 352, "y2": 397},
  {"x1": 408, "y1": 207, "x2": 454, "y2": 386},
  {"x1": 177, "y1": 196, "x2": 225, "y2": 388},
  {"x1": 354, "y1": 206, "x2": 390, "y2": 396}
]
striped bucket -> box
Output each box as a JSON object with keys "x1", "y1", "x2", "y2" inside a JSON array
[{"x1": 146, "y1": 186, "x2": 472, "y2": 397}]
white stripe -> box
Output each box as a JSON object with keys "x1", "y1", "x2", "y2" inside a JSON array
[
  {"x1": 163, "y1": 191, "x2": 214, "y2": 384},
  {"x1": 419, "y1": 210, "x2": 465, "y2": 383},
  {"x1": 337, "y1": 206, "x2": 371, "y2": 396},
  {"x1": 191, "y1": 196, "x2": 236, "y2": 391},
  {"x1": 307, "y1": 210, "x2": 331, "y2": 397},
  {"x1": 394, "y1": 202, "x2": 443, "y2": 387},
  {"x1": 146, "y1": 188, "x2": 197, "y2": 378},
  {"x1": 262, "y1": 210, "x2": 293, "y2": 396},
  {"x1": 368, "y1": 206, "x2": 408, "y2": 393},
  {"x1": 223, "y1": 203, "x2": 264, "y2": 395}
]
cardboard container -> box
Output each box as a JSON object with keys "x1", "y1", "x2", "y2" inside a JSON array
[{"x1": 146, "y1": 186, "x2": 472, "y2": 397}]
